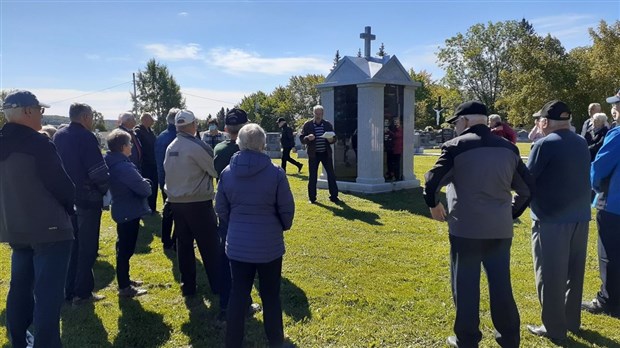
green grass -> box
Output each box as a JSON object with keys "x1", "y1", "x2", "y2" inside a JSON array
[
  {"x1": 0, "y1": 155, "x2": 618, "y2": 347},
  {"x1": 424, "y1": 142, "x2": 533, "y2": 158}
]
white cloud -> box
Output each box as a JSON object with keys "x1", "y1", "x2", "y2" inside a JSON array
[
  {"x1": 178, "y1": 12, "x2": 189, "y2": 17},
  {"x1": 206, "y1": 47, "x2": 332, "y2": 75},
  {"x1": 143, "y1": 43, "x2": 204, "y2": 61},
  {"x1": 530, "y1": 14, "x2": 597, "y2": 45}
]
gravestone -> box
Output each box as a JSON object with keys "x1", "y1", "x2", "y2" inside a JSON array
[
  {"x1": 315, "y1": 26, "x2": 421, "y2": 193},
  {"x1": 265, "y1": 132, "x2": 282, "y2": 159},
  {"x1": 517, "y1": 129, "x2": 529, "y2": 141}
]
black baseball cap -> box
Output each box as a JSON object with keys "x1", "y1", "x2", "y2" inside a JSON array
[
  {"x1": 446, "y1": 101, "x2": 488, "y2": 124},
  {"x1": 537, "y1": 100, "x2": 571, "y2": 120},
  {"x1": 225, "y1": 108, "x2": 248, "y2": 125}
]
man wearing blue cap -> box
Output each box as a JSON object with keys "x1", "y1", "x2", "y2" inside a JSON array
[
  {"x1": 526, "y1": 100, "x2": 591, "y2": 345},
  {"x1": 424, "y1": 101, "x2": 533, "y2": 348},
  {"x1": 0, "y1": 90, "x2": 75, "y2": 347}
]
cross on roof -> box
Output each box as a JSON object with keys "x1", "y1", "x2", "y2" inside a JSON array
[{"x1": 359, "y1": 26, "x2": 375, "y2": 58}]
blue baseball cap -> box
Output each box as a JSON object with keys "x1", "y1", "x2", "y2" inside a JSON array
[{"x1": 2, "y1": 90, "x2": 50, "y2": 110}]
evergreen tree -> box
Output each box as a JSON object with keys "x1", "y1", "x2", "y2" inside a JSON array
[
  {"x1": 332, "y1": 50, "x2": 341, "y2": 70},
  {"x1": 377, "y1": 43, "x2": 387, "y2": 57},
  {"x1": 357, "y1": 48, "x2": 362, "y2": 58}
]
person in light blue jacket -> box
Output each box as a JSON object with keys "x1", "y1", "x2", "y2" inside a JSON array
[
  {"x1": 105, "y1": 129, "x2": 151, "y2": 298},
  {"x1": 215, "y1": 123, "x2": 295, "y2": 348},
  {"x1": 582, "y1": 121, "x2": 620, "y2": 318}
]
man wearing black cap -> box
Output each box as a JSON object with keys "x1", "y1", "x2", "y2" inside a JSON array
[
  {"x1": 424, "y1": 101, "x2": 533, "y2": 348},
  {"x1": 277, "y1": 117, "x2": 303, "y2": 173},
  {"x1": 1, "y1": 90, "x2": 75, "y2": 347},
  {"x1": 213, "y1": 108, "x2": 247, "y2": 176},
  {"x1": 526, "y1": 100, "x2": 591, "y2": 345}
]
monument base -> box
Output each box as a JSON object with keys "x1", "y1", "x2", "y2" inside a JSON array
[
  {"x1": 265, "y1": 151, "x2": 282, "y2": 159},
  {"x1": 317, "y1": 178, "x2": 420, "y2": 194}
]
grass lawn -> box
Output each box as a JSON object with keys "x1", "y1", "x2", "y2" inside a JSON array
[{"x1": 1, "y1": 154, "x2": 618, "y2": 347}]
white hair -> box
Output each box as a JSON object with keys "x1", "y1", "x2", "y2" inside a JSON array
[
  {"x1": 488, "y1": 114, "x2": 502, "y2": 124},
  {"x1": 118, "y1": 111, "x2": 136, "y2": 125},
  {"x1": 236, "y1": 123, "x2": 266, "y2": 152},
  {"x1": 3, "y1": 107, "x2": 23, "y2": 122},
  {"x1": 592, "y1": 112, "x2": 608, "y2": 126},
  {"x1": 313, "y1": 105, "x2": 324, "y2": 113},
  {"x1": 541, "y1": 117, "x2": 570, "y2": 128}
]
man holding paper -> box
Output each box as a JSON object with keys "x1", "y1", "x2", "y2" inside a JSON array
[{"x1": 299, "y1": 105, "x2": 340, "y2": 204}]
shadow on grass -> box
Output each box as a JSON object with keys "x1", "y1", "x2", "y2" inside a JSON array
[
  {"x1": 569, "y1": 328, "x2": 620, "y2": 347},
  {"x1": 314, "y1": 201, "x2": 383, "y2": 226},
  {"x1": 180, "y1": 294, "x2": 222, "y2": 346},
  {"x1": 61, "y1": 302, "x2": 111, "y2": 347},
  {"x1": 113, "y1": 298, "x2": 171, "y2": 348},
  {"x1": 134, "y1": 214, "x2": 161, "y2": 254},
  {"x1": 94, "y1": 259, "x2": 115, "y2": 291},
  {"x1": 349, "y1": 187, "x2": 447, "y2": 218},
  {"x1": 281, "y1": 277, "x2": 311, "y2": 322}
]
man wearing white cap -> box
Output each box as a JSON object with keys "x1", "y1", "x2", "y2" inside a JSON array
[
  {"x1": 164, "y1": 110, "x2": 220, "y2": 298},
  {"x1": 606, "y1": 88, "x2": 620, "y2": 129}
]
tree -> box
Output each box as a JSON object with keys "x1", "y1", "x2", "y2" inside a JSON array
[
  {"x1": 357, "y1": 48, "x2": 362, "y2": 58},
  {"x1": 92, "y1": 109, "x2": 107, "y2": 131},
  {"x1": 437, "y1": 20, "x2": 530, "y2": 112},
  {"x1": 583, "y1": 20, "x2": 620, "y2": 115},
  {"x1": 332, "y1": 50, "x2": 341, "y2": 70},
  {"x1": 377, "y1": 43, "x2": 387, "y2": 57},
  {"x1": 285, "y1": 74, "x2": 325, "y2": 122},
  {"x1": 132, "y1": 59, "x2": 186, "y2": 133},
  {"x1": 409, "y1": 69, "x2": 461, "y2": 129},
  {"x1": 0, "y1": 89, "x2": 16, "y2": 128}
]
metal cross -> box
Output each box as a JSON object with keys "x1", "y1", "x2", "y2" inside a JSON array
[{"x1": 359, "y1": 26, "x2": 376, "y2": 58}]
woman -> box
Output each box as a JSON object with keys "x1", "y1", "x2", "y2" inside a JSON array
[
  {"x1": 215, "y1": 123, "x2": 295, "y2": 348},
  {"x1": 105, "y1": 129, "x2": 151, "y2": 297},
  {"x1": 586, "y1": 112, "x2": 610, "y2": 161}
]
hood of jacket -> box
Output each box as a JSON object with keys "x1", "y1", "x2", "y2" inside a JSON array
[
  {"x1": 104, "y1": 151, "x2": 130, "y2": 168},
  {"x1": 228, "y1": 150, "x2": 271, "y2": 178}
]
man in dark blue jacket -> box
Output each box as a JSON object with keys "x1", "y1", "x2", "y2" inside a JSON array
[
  {"x1": 277, "y1": 117, "x2": 303, "y2": 173},
  {"x1": 134, "y1": 112, "x2": 158, "y2": 212},
  {"x1": 154, "y1": 108, "x2": 179, "y2": 250},
  {"x1": 54, "y1": 102, "x2": 110, "y2": 304},
  {"x1": 1, "y1": 90, "x2": 75, "y2": 348}
]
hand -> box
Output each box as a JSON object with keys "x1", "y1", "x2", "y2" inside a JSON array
[
  {"x1": 429, "y1": 202, "x2": 447, "y2": 222},
  {"x1": 306, "y1": 134, "x2": 316, "y2": 141}
]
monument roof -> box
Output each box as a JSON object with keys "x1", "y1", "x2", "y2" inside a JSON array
[{"x1": 317, "y1": 55, "x2": 421, "y2": 89}]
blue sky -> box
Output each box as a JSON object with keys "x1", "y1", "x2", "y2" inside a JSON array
[{"x1": 1, "y1": 0, "x2": 618, "y2": 120}]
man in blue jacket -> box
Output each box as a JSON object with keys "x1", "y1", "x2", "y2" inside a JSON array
[
  {"x1": 581, "y1": 91, "x2": 620, "y2": 318},
  {"x1": 155, "y1": 108, "x2": 179, "y2": 250},
  {"x1": 1, "y1": 90, "x2": 75, "y2": 348},
  {"x1": 54, "y1": 102, "x2": 110, "y2": 304}
]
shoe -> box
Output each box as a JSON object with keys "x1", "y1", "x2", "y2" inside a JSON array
[
  {"x1": 582, "y1": 298, "x2": 620, "y2": 318},
  {"x1": 72, "y1": 293, "x2": 105, "y2": 305},
  {"x1": 247, "y1": 303, "x2": 262, "y2": 316},
  {"x1": 329, "y1": 197, "x2": 342, "y2": 204},
  {"x1": 118, "y1": 285, "x2": 147, "y2": 298},
  {"x1": 297, "y1": 163, "x2": 303, "y2": 173},
  {"x1": 130, "y1": 279, "x2": 144, "y2": 287},
  {"x1": 309, "y1": 199, "x2": 316, "y2": 204},
  {"x1": 446, "y1": 336, "x2": 458, "y2": 347},
  {"x1": 527, "y1": 325, "x2": 566, "y2": 346}
]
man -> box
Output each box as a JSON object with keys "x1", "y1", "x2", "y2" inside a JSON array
[
  {"x1": 581, "y1": 90, "x2": 620, "y2": 318},
  {"x1": 488, "y1": 114, "x2": 516, "y2": 144},
  {"x1": 608, "y1": 88, "x2": 620, "y2": 129},
  {"x1": 277, "y1": 117, "x2": 303, "y2": 173},
  {"x1": 134, "y1": 112, "x2": 158, "y2": 212},
  {"x1": 118, "y1": 111, "x2": 142, "y2": 170},
  {"x1": 424, "y1": 101, "x2": 533, "y2": 348},
  {"x1": 580, "y1": 103, "x2": 602, "y2": 137},
  {"x1": 164, "y1": 109, "x2": 220, "y2": 297},
  {"x1": 54, "y1": 102, "x2": 110, "y2": 304},
  {"x1": 1, "y1": 90, "x2": 75, "y2": 348},
  {"x1": 201, "y1": 117, "x2": 226, "y2": 149},
  {"x1": 155, "y1": 108, "x2": 179, "y2": 250},
  {"x1": 299, "y1": 105, "x2": 339, "y2": 203},
  {"x1": 526, "y1": 100, "x2": 591, "y2": 345}
]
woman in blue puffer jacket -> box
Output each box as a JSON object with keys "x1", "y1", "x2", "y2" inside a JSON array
[
  {"x1": 215, "y1": 123, "x2": 295, "y2": 348},
  {"x1": 105, "y1": 129, "x2": 151, "y2": 298}
]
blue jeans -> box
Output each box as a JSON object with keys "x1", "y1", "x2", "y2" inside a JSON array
[
  {"x1": 7, "y1": 240, "x2": 72, "y2": 348},
  {"x1": 65, "y1": 207, "x2": 102, "y2": 299},
  {"x1": 449, "y1": 236, "x2": 520, "y2": 348}
]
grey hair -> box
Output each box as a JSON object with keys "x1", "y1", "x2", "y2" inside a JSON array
[
  {"x1": 140, "y1": 112, "x2": 152, "y2": 121},
  {"x1": 3, "y1": 107, "x2": 23, "y2": 121},
  {"x1": 488, "y1": 114, "x2": 502, "y2": 124},
  {"x1": 588, "y1": 103, "x2": 601, "y2": 113},
  {"x1": 69, "y1": 103, "x2": 93, "y2": 121},
  {"x1": 592, "y1": 112, "x2": 608, "y2": 126},
  {"x1": 167, "y1": 108, "x2": 180, "y2": 125},
  {"x1": 176, "y1": 121, "x2": 195, "y2": 133},
  {"x1": 313, "y1": 105, "x2": 324, "y2": 113},
  {"x1": 41, "y1": 125, "x2": 57, "y2": 138},
  {"x1": 118, "y1": 111, "x2": 136, "y2": 125},
  {"x1": 541, "y1": 117, "x2": 570, "y2": 128},
  {"x1": 236, "y1": 123, "x2": 266, "y2": 151}
]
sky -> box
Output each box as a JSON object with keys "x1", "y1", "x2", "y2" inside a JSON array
[{"x1": 1, "y1": 0, "x2": 618, "y2": 120}]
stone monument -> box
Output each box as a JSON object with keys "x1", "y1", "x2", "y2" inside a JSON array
[{"x1": 315, "y1": 26, "x2": 421, "y2": 193}]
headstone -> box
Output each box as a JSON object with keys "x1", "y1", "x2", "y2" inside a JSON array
[
  {"x1": 265, "y1": 132, "x2": 281, "y2": 159},
  {"x1": 517, "y1": 130, "x2": 529, "y2": 141}
]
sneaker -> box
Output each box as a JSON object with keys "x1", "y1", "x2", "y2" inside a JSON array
[
  {"x1": 130, "y1": 279, "x2": 144, "y2": 287},
  {"x1": 72, "y1": 293, "x2": 105, "y2": 305},
  {"x1": 118, "y1": 285, "x2": 147, "y2": 298},
  {"x1": 582, "y1": 298, "x2": 619, "y2": 317},
  {"x1": 247, "y1": 303, "x2": 262, "y2": 316}
]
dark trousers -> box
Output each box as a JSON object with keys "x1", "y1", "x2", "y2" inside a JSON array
[
  {"x1": 218, "y1": 221, "x2": 232, "y2": 311},
  {"x1": 142, "y1": 164, "x2": 158, "y2": 212},
  {"x1": 160, "y1": 188, "x2": 175, "y2": 248},
  {"x1": 65, "y1": 207, "x2": 102, "y2": 299},
  {"x1": 308, "y1": 151, "x2": 338, "y2": 201},
  {"x1": 386, "y1": 152, "x2": 402, "y2": 180},
  {"x1": 281, "y1": 147, "x2": 301, "y2": 172},
  {"x1": 596, "y1": 210, "x2": 620, "y2": 313},
  {"x1": 116, "y1": 218, "x2": 140, "y2": 289},
  {"x1": 449, "y1": 235, "x2": 520, "y2": 348},
  {"x1": 7, "y1": 240, "x2": 72, "y2": 348},
  {"x1": 171, "y1": 200, "x2": 220, "y2": 296},
  {"x1": 226, "y1": 258, "x2": 283, "y2": 348}
]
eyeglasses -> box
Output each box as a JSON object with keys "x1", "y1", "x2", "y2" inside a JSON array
[{"x1": 29, "y1": 106, "x2": 45, "y2": 114}]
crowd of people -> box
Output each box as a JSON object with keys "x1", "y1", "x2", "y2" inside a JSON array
[{"x1": 0, "y1": 87, "x2": 618, "y2": 348}]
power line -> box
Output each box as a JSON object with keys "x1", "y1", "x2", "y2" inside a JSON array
[
  {"x1": 48, "y1": 81, "x2": 133, "y2": 105},
  {"x1": 182, "y1": 91, "x2": 237, "y2": 105}
]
